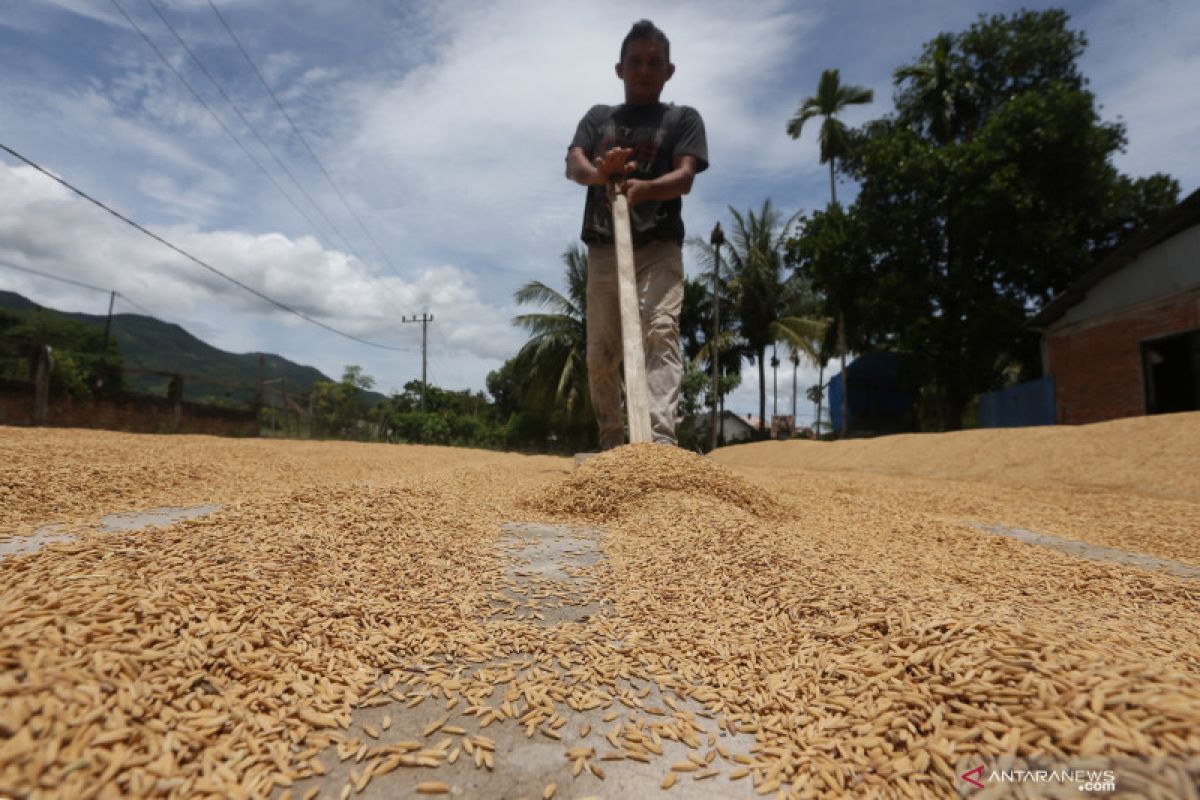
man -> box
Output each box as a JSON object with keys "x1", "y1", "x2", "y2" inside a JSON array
[{"x1": 565, "y1": 19, "x2": 709, "y2": 449}]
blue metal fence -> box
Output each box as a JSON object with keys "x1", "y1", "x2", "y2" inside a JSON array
[{"x1": 980, "y1": 376, "x2": 1056, "y2": 428}]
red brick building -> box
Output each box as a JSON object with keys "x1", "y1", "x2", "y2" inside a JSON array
[{"x1": 1031, "y1": 189, "x2": 1200, "y2": 424}]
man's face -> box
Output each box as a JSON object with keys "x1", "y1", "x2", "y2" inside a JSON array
[{"x1": 616, "y1": 38, "x2": 674, "y2": 106}]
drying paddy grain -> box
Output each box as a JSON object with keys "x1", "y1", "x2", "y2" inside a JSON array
[{"x1": 1, "y1": 414, "x2": 1198, "y2": 798}]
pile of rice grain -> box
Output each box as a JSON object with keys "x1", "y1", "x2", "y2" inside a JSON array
[{"x1": 521, "y1": 443, "x2": 784, "y2": 522}]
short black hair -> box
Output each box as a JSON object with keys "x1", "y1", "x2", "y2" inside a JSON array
[{"x1": 620, "y1": 19, "x2": 670, "y2": 64}]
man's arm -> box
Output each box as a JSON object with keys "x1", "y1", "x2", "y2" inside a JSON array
[{"x1": 621, "y1": 154, "x2": 699, "y2": 206}]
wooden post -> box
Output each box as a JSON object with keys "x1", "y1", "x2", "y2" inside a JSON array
[
  {"x1": 611, "y1": 192, "x2": 652, "y2": 444},
  {"x1": 32, "y1": 345, "x2": 51, "y2": 426},
  {"x1": 168, "y1": 375, "x2": 183, "y2": 433}
]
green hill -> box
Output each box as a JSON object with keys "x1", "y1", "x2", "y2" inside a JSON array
[{"x1": 0, "y1": 290, "x2": 384, "y2": 408}]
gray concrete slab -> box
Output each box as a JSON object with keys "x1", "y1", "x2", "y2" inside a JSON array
[
  {"x1": 0, "y1": 505, "x2": 223, "y2": 562},
  {"x1": 284, "y1": 523, "x2": 761, "y2": 799},
  {"x1": 965, "y1": 522, "x2": 1200, "y2": 580}
]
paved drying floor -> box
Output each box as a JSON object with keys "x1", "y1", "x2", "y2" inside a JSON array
[{"x1": 1, "y1": 418, "x2": 1198, "y2": 798}]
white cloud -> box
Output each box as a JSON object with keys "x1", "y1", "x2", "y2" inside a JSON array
[{"x1": 0, "y1": 163, "x2": 522, "y2": 369}]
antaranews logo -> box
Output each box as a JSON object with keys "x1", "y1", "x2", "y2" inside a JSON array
[{"x1": 959, "y1": 761, "x2": 1116, "y2": 794}]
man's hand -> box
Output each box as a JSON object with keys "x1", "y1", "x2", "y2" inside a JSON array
[
  {"x1": 594, "y1": 147, "x2": 636, "y2": 184},
  {"x1": 618, "y1": 178, "x2": 649, "y2": 207},
  {"x1": 614, "y1": 155, "x2": 699, "y2": 206}
]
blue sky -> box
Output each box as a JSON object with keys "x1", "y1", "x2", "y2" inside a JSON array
[{"x1": 1, "y1": 0, "x2": 1197, "y2": 422}]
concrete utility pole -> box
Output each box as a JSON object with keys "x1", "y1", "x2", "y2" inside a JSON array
[
  {"x1": 708, "y1": 223, "x2": 725, "y2": 452},
  {"x1": 100, "y1": 290, "x2": 116, "y2": 358},
  {"x1": 403, "y1": 313, "x2": 433, "y2": 410}
]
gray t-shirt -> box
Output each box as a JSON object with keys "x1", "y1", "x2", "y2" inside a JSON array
[{"x1": 569, "y1": 102, "x2": 709, "y2": 247}]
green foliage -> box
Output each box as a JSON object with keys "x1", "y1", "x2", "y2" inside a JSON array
[
  {"x1": 0, "y1": 307, "x2": 123, "y2": 397},
  {"x1": 507, "y1": 245, "x2": 597, "y2": 452},
  {"x1": 789, "y1": 8, "x2": 1180, "y2": 431},
  {"x1": 721, "y1": 200, "x2": 808, "y2": 432},
  {"x1": 310, "y1": 364, "x2": 377, "y2": 439},
  {"x1": 0, "y1": 290, "x2": 343, "y2": 407}
]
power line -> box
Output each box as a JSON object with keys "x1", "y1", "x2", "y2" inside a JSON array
[
  {"x1": 205, "y1": 0, "x2": 405, "y2": 282},
  {"x1": 0, "y1": 142, "x2": 412, "y2": 352},
  {"x1": 146, "y1": 3, "x2": 352, "y2": 257},
  {"x1": 0, "y1": 259, "x2": 111, "y2": 294},
  {"x1": 138, "y1": 0, "x2": 409, "y2": 317},
  {"x1": 107, "y1": 0, "x2": 339, "y2": 252}
]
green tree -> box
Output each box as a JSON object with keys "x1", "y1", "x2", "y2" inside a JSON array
[
  {"x1": 510, "y1": 245, "x2": 595, "y2": 450},
  {"x1": 722, "y1": 200, "x2": 803, "y2": 433},
  {"x1": 311, "y1": 364, "x2": 376, "y2": 439},
  {"x1": 0, "y1": 308, "x2": 123, "y2": 398},
  {"x1": 787, "y1": 68, "x2": 874, "y2": 434},
  {"x1": 814, "y1": 9, "x2": 1179, "y2": 429},
  {"x1": 683, "y1": 241, "x2": 751, "y2": 446},
  {"x1": 786, "y1": 68, "x2": 875, "y2": 204}
]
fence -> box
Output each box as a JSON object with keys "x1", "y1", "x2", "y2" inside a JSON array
[
  {"x1": 0, "y1": 376, "x2": 259, "y2": 436},
  {"x1": 979, "y1": 376, "x2": 1056, "y2": 428}
]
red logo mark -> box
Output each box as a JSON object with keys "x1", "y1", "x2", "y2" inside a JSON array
[{"x1": 961, "y1": 764, "x2": 985, "y2": 789}]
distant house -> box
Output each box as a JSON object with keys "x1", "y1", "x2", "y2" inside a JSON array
[
  {"x1": 693, "y1": 410, "x2": 757, "y2": 444},
  {"x1": 1030, "y1": 188, "x2": 1200, "y2": 424}
]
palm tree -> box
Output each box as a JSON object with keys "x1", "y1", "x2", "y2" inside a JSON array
[
  {"x1": 769, "y1": 314, "x2": 828, "y2": 430},
  {"x1": 893, "y1": 33, "x2": 975, "y2": 145},
  {"x1": 511, "y1": 245, "x2": 590, "y2": 426},
  {"x1": 787, "y1": 68, "x2": 873, "y2": 436},
  {"x1": 723, "y1": 200, "x2": 802, "y2": 433},
  {"x1": 786, "y1": 68, "x2": 874, "y2": 205},
  {"x1": 685, "y1": 240, "x2": 751, "y2": 443}
]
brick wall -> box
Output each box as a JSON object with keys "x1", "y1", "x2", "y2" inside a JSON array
[
  {"x1": 0, "y1": 380, "x2": 258, "y2": 436},
  {"x1": 1044, "y1": 288, "x2": 1200, "y2": 424}
]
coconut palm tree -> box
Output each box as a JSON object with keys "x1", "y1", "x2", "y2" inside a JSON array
[
  {"x1": 787, "y1": 68, "x2": 873, "y2": 435},
  {"x1": 722, "y1": 200, "x2": 803, "y2": 433},
  {"x1": 894, "y1": 33, "x2": 975, "y2": 145},
  {"x1": 511, "y1": 245, "x2": 590, "y2": 426},
  {"x1": 770, "y1": 314, "x2": 828, "y2": 429},
  {"x1": 684, "y1": 240, "x2": 751, "y2": 443},
  {"x1": 786, "y1": 68, "x2": 874, "y2": 205}
]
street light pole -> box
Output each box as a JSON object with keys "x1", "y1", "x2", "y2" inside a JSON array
[{"x1": 708, "y1": 222, "x2": 725, "y2": 452}]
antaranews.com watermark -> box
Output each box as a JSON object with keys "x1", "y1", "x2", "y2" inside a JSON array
[{"x1": 955, "y1": 755, "x2": 1200, "y2": 797}]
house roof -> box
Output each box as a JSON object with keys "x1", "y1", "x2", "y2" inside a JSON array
[{"x1": 1028, "y1": 186, "x2": 1200, "y2": 329}]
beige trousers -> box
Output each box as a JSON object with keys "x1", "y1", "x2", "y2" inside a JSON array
[{"x1": 586, "y1": 240, "x2": 684, "y2": 449}]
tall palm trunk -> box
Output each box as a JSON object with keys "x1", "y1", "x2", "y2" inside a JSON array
[
  {"x1": 838, "y1": 312, "x2": 849, "y2": 436},
  {"x1": 757, "y1": 347, "x2": 767, "y2": 434},
  {"x1": 815, "y1": 361, "x2": 825, "y2": 436},
  {"x1": 829, "y1": 156, "x2": 850, "y2": 437},
  {"x1": 791, "y1": 357, "x2": 797, "y2": 424}
]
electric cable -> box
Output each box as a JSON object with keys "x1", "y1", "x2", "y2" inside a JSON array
[
  {"x1": 1, "y1": 142, "x2": 412, "y2": 352},
  {"x1": 141, "y1": 0, "x2": 409, "y2": 316},
  {"x1": 205, "y1": 0, "x2": 405, "y2": 282}
]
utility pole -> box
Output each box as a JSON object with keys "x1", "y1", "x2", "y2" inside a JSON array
[
  {"x1": 101, "y1": 290, "x2": 116, "y2": 355},
  {"x1": 403, "y1": 313, "x2": 433, "y2": 410},
  {"x1": 96, "y1": 290, "x2": 116, "y2": 391},
  {"x1": 708, "y1": 223, "x2": 724, "y2": 452}
]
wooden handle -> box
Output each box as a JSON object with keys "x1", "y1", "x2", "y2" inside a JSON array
[{"x1": 611, "y1": 193, "x2": 653, "y2": 444}]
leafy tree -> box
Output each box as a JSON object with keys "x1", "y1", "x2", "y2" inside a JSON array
[
  {"x1": 0, "y1": 308, "x2": 123, "y2": 398},
  {"x1": 311, "y1": 364, "x2": 376, "y2": 439},
  {"x1": 799, "y1": 9, "x2": 1179, "y2": 430}
]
